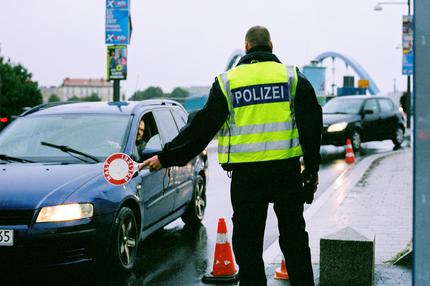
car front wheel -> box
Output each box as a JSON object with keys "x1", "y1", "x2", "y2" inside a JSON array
[
  {"x1": 111, "y1": 207, "x2": 138, "y2": 271},
  {"x1": 392, "y1": 126, "x2": 404, "y2": 147},
  {"x1": 351, "y1": 130, "x2": 361, "y2": 152},
  {"x1": 181, "y1": 175, "x2": 206, "y2": 225}
]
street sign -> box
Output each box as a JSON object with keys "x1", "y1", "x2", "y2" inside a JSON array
[
  {"x1": 358, "y1": 79, "x2": 369, "y2": 88},
  {"x1": 105, "y1": 0, "x2": 130, "y2": 44},
  {"x1": 103, "y1": 153, "x2": 136, "y2": 186},
  {"x1": 402, "y1": 15, "x2": 414, "y2": 75},
  {"x1": 107, "y1": 45, "x2": 128, "y2": 80}
]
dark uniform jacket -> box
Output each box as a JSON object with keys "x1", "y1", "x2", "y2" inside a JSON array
[{"x1": 158, "y1": 47, "x2": 323, "y2": 173}]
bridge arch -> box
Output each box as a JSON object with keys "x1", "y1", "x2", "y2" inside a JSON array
[
  {"x1": 225, "y1": 49, "x2": 244, "y2": 71},
  {"x1": 313, "y1": 51, "x2": 380, "y2": 95}
]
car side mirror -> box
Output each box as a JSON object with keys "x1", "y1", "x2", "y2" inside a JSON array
[
  {"x1": 140, "y1": 148, "x2": 160, "y2": 161},
  {"x1": 363, "y1": 109, "x2": 374, "y2": 115}
]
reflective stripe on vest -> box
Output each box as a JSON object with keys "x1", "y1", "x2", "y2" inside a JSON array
[{"x1": 217, "y1": 61, "x2": 303, "y2": 164}]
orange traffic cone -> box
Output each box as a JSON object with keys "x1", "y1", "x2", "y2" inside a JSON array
[
  {"x1": 345, "y1": 138, "x2": 356, "y2": 164},
  {"x1": 202, "y1": 218, "x2": 239, "y2": 284},
  {"x1": 274, "y1": 256, "x2": 289, "y2": 280}
]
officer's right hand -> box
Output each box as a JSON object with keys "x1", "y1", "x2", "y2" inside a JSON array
[
  {"x1": 301, "y1": 170, "x2": 319, "y2": 204},
  {"x1": 138, "y1": 155, "x2": 162, "y2": 171}
]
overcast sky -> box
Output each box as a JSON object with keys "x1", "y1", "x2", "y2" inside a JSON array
[{"x1": 0, "y1": 0, "x2": 410, "y2": 97}]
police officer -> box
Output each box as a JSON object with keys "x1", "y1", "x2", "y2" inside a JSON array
[{"x1": 139, "y1": 25, "x2": 322, "y2": 286}]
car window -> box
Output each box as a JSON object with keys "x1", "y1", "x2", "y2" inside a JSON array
[
  {"x1": 322, "y1": 98, "x2": 363, "y2": 114},
  {"x1": 153, "y1": 109, "x2": 179, "y2": 143},
  {"x1": 132, "y1": 112, "x2": 162, "y2": 161},
  {"x1": 363, "y1": 99, "x2": 379, "y2": 114},
  {"x1": 378, "y1": 99, "x2": 394, "y2": 113},
  {"x1": 0, "y1": 114, "x2": 130, "y2": 162},
  {"x1": 171, "y1": 108, "x2": 187, "y2": 130}
]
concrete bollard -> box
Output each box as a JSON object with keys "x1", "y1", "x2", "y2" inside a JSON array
[{"x1": 320, "y1": 227, "x2": 375, "y2": 286}]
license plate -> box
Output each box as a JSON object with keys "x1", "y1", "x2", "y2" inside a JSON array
[{"x1": 0, "y1": 229, "x2": 14, "y2": 246}]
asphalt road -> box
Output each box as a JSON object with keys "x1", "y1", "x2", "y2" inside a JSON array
[{"x1": 2, "y1": 140, "x2": 397, "y2": 286}]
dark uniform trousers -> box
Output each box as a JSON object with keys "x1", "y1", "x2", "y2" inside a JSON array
[{"x1": 230, "y1": 159, "x2": 314, "y2": 286}]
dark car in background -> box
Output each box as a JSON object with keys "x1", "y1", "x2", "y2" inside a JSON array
[
  {"x1": 321, "y1": 95, "x2": 405, "y2": 151},
  {"x1": 0, "y1": 100, "x2": 208, "y2": 271}
]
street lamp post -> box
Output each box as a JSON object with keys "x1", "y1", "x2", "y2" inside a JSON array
[{"x1": 374, "y1": 0, "x2": 412, "y2": 128}]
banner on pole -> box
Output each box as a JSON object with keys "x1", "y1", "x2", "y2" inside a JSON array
[
  {"x1": 107, "y1": 45, "x2": 127, "y2": 80},
  {"x1": 105, "y1": 0, "x2": 130, "y2": 44},
  {"x1": 402, "y1": 15, "x2": 414, "y2": 76}
]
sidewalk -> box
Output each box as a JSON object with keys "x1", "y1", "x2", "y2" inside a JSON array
[{"x1": 264, "y1": 147, "x2": 412, "y2": 285}]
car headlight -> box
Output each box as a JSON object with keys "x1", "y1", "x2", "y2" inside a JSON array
[
  {"x1": 327, "y1": 122, "x2": 348, "y2": 132},
  {"x1": 36, "y1": 203, "x2": 93, "y2": 223}
]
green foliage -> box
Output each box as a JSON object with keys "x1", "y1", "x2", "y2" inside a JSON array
[
  {"x1": 0, "y1": 57, "x2": 42, "y2": 118},
  {"x1": 83, "y1": 93, "x2": 101, "y2": 102},
  {"x1": 170, "y1": 87, "x2": 189, "y2": 98},
  {"x1": 67, "y1": 96, "x2": 80, "y2": 102},
  {"x1": 67, "y1": 93, "x2": 101, "y2": 102},
  {"x1": 129, "y1": 86, "x2": 191, "y2": 101},
  {"x1": 130, "y1": 86, "x2": 164, "y2": 101},
  {"x1": 48, "y1": 94, "x2": 61, "y2": 102}
]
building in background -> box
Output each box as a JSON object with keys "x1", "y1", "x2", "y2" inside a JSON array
[
  {"x1": 41, "y1": 78, "x2": 125, "y2": 102},
  {"x1": 40, "y1": 86, "x2": 61, "y2": 102}
]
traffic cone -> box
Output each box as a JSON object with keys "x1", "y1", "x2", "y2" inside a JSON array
[
  {"x1": 202, "y1": 218, "x2": 239, "y2": 284},
  {"x1": 274, "y1": 256, "x2": 289, "y2": 280},
  {"x1": 345, "y1": 138, "x2": 356, "y2": 164}
]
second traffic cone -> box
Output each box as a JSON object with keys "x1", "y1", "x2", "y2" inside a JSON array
[
  {"x1": 274, "y1": 256, "x2": 289, "y2": 280},
  {"x1": 345, "y1": 138, "x2": 356, "y2": 164},
  {"x1": 202, "y1": 218, "x2": 239, "y2": 284}
]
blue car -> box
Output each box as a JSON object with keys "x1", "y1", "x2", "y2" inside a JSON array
[{"x1": 0, "y1": 100, "x2": 208, "y2": 271}]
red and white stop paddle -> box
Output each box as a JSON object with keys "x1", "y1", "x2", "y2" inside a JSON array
[{"x1": 103, "y1": 153, "x2": 139, "y2": 186}]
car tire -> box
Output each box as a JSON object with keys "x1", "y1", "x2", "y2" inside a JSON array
[
  {"x1": 351, "y1": 130, "x2": 361, "y2": 152},
  {"x1": 392, "y1": 126, "x2": 404, "y2": 148},
  {"x1": 111, "y1": 207, "x2": 138, "y2": 272},
  {"x1": 181, "y1": 175, "x2": 206, "y2": 225}
]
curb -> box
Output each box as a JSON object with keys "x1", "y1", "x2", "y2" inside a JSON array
[{"x1": 263, "y1": 148, "x2": 407, "y2": 263}]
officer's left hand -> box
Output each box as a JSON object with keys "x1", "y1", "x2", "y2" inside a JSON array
[
  {"x1": 138, "y1": 155, "x2": 162, "y2": 171},
  {"x1": 301, "y1": 170, "x2": 319, "y2": 204}
]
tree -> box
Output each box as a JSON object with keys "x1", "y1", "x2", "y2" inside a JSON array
[
  {"x1": 130, "y1": 86, "x2": 164, "y2": 101},
  {"x1": 66, "y1": 93, "x2": 101, "y2": 102},
  {"x1": 48, "y1": 94, "x2": 61, "y2": 102},
  {"x1": 82, "y1": 93, "x2": 101, "y2": 102},
  {"x1": 0, "y1": 57, "x2": 42, "y2": 119},
  {"x1": 170, "y1": 87, "x2": 189, "y2": 98},
  {"x1": 67, "y1": 96, "x2": 80, "y2": 102}
]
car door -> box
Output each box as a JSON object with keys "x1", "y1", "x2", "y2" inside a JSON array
[
  {"x1": 132, "y1": 111, "x2": 173, "y2": 228},
  {"x1": 361, "y1": 99, "x2": 381, "y2": 141},
  {"x1": 152, "y1": 109, "x2": 186, "y2": 212},
  {"x1": 377, "y1": 98, "x2": 398, "y2": 139},
  {"x1": 170, "y1": 107, "x2": 195, "y2": 211}
]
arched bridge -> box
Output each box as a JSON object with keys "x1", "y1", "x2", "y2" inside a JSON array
[
  {"x1": 225, "y1": 49, "x2": 245, "y2": 71},
  {"x1": 225, "y1": 50, "x2": 380, "y2": 95},
  {"x1": 313, "y1": 51, "x2": 380, "y2": 95}
]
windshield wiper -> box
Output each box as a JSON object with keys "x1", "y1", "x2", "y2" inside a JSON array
[
  {"x1": 0, "y1": 154, "x2": 35, "y2": 163},
  {"x1": 41, "y1": 141, "x2": 100, "y2": 163}
]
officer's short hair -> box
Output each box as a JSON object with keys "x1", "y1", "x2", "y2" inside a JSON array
[{"x1": 245, "y1": 26, "x2": 271, "y2": 49}]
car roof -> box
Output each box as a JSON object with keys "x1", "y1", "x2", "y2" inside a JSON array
[
  {"x1": 332, "y1": 95, "x2": 392, "y2": 100},
  {"x1": 20, "y1": 99, "x2": 184, "y2": 117}
]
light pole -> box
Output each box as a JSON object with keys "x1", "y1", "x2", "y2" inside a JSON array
[{"x1": 374, "y1": 0, "x2": 412, "y2": 128}]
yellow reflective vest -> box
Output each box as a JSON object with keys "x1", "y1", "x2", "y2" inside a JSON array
[{"x1": 217, "y1": 61, "x2": 303, "y2": 165}]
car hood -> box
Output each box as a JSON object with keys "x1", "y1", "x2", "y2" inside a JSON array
[
  {"x1": 323, "y1": 113, "x2": 361, "y2": 126},
  {"x1": 0, "y1": 163, "x2": 102, "y2": 210}
]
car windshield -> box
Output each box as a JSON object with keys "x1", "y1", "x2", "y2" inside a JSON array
[
  {"x1": 0, "y1": 114, "x2": 130, "y2": 163},
  {"x1": 323, "y1": 98, "x2": 364, "y2": 114}
]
